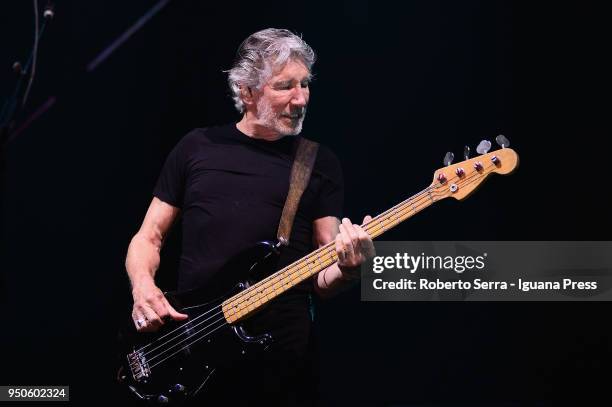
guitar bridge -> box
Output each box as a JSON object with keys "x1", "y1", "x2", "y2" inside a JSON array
[{"x1": 127, "y1": 350, "x2": 151, "y2": 382}]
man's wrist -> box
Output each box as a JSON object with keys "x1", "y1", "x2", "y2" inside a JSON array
[
  {"x1": 338, "y1": 264, "x2": 361, "y2": 281},
  {"x1": 130, "y1": 274, "x2": 156, "y2": 293}
]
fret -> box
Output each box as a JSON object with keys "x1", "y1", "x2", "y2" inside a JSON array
[
  {"x1": 316, "y1": 251, "x2": 323, "y2": 270},
  {"x1": 377, "y1": 217, "x2": 386, "y2": 232},
  {"x1": 391, "y1": 211, "x2": 400, "y2": 226}
]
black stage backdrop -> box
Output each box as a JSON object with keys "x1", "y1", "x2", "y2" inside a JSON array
[{"x1": 1, "y1": 1, "x2": 610, "y2": 406}]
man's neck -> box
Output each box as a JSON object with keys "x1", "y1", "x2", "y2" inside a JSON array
[{"x1": 236, "y1": 114, "x2": 284, "y2": 141}]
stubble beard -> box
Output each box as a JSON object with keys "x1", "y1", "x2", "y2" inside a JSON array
[{"x1": 256, "y1": 98, "x2": 307, "y2": 136}]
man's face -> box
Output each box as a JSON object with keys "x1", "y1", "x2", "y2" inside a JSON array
[{"x1": 252, "y1": 59, "x2": 311, "y2": 136}]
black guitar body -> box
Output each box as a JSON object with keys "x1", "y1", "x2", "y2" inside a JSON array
[{"x1": 117, "y1": 240, "x2": 281, "y2": 405}]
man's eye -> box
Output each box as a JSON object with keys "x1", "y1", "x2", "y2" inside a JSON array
[{"x1": 274, "y1": 82, "x2": 308, "y2": 90}]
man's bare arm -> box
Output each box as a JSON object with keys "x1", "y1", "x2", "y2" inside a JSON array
[{"x1": 125, "y1": 197, "x2": 187, "y2": 332}]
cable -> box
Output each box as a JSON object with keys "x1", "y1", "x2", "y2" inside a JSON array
[{"x1": 22, "y1": 0, "x2": 40, "y2": 108}]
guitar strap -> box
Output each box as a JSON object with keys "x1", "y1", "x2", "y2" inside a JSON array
[{"x1": 277, "y1": 137, "x2": 319, "y2": 246}]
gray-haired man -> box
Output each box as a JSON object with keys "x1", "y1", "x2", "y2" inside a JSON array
[{"x1": 125, "y1": 28, "x2": 374, "y2": 405}]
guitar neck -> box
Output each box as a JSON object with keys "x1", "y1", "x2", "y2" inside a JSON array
[
  {"x1": 222, "y1": 184, "x2": 439, "y2": 323},
  {"x1": 221, "y1": 146, "x2": 519, "y2": 323}
]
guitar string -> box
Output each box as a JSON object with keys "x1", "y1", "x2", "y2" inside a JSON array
[
  {"x1": 222, "y1": 161, "x2": 496, "y2": 314},
  {"x1": 142, "y1": 165, "x2": 492, "y2": 369},
  {"x1": 135, "y1": 182, "x2": 442, "y2": 359},
  {"x1": 146, "y1": 312, "x2": 227, "y2": 364},
  {"x1": 135, "y1": 302, "x2": 226, "y2": 360},
  {"x1": 139, "y1": 168, "x2": 496, "y2": 371},
  {"x1": 134, "y1": 163, "x2": 495, "y2": 368},
  {"x1": 225, "y1": 155, "x2": 504, "y2": 310},
  {"x1": 134, "y1": 162, "x2": 498, "y2": 367},
  {"x1": 220, "y1": 183, "x2": 439, "y2": 304},
  {"x1": 133, "y1": 163, "x2": 495, "y2": 367},
  {"x1": 134, "y1": 180, "x2": 441, "y2": 356},
  {"x1": 135, "y1": 299, "x2": 226, "y2": 353},
  {"x1": 149, "y1": 319, "x2": 230, "y2": 369}
]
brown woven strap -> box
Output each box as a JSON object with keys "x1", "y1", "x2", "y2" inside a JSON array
[{"x1": 277, "y1": 138, "x2": 319, "y2": 245}]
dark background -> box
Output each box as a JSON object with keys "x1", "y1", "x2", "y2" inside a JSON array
[{"x1": 1, "y1": 1, "x2": 610, "y2": 406}]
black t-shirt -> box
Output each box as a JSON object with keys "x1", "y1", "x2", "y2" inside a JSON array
[{"x1": 153, "y1": 123, "x2": 343, "y2": 354}]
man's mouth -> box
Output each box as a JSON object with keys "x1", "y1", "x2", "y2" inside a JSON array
[{"x1": 283, "y1": 113, "x2": 303, "y2": 120}]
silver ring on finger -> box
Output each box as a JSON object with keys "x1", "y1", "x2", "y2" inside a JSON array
[{"x1": 136, "y1": 318, "x2": 146, "y2": 327}]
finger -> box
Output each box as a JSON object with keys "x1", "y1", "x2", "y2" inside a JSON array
[
  {"x1": 149, "y1": 298, "x2": 171, "y2": 321},
  {"x1": 342, "y1": 217, "x2": 360, "y2": 247},
  {"x1": 342, "y1": 217, "x2": 355, "y2": 231},
  {"x1": 363, "y1": 215, "x2": 373, "y2": 224},
  {"x1": 142, "y1": 289, "x2": 169, "y2": 318},
  {"x1": 355, "y1": 225, "x2": 371, "y2": 244},
  {"x1": 335, "y1": 233, "x2": 345, "y2": 263},
  {"x1": 339, "y1": 224, "x2": 355, "y2": 259},
  {"x1": 141, "y1": 306, "x2": 164, "y2": 332},
  {"x1": 132, "y1": 311, "x2": 147, "y2": 331},
  {"x1": 149, "y1": 292, "x2": 188, "y2": 322},
  {"x1": 355, "y1": 225, "x2": 375, "y2": 257},
  {"x1": 163, "y1": 298, "x2": 189, "y2": 321},
  {"x1": 339, "y1": 222, "x2": 354, "y2": 249}
]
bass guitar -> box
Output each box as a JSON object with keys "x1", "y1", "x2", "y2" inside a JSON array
[{"x1": 117, "y1": 140, "x2": 519, "y2": 404}]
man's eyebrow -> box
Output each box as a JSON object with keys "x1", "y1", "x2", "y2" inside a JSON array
[
  {"x1": 274, "y1": 79, "x2": 292, "y2": 86},
  {"x1": 274, "y1": 74, "x2": 312, "y2": 85}
]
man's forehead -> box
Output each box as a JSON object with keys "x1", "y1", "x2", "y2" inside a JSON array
[{"x1": 269, "y1": 60, "x2": 311, "y2": 82}]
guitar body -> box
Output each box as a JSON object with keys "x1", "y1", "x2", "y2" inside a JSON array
[{"x1": 117, "y1": 240, "x2": 280, "y2": 405}]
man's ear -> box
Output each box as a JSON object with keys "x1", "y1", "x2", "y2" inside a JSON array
[{"x1": 240, "y1": 86, "x2": 255, "y2": 106}]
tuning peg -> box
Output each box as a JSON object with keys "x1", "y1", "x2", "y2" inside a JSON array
[
  {"x1": 476, "y1": 140, "x2": 491, "y2": 155},
  {"x1": 443, "y1": 152, "x2": 454, "y2": 167},
  {"x1": 495, "y1": 134, "x2": 510, "y2": 148},
  {"x1": 464, "y1": 146, "x2": 470, "y2": 160}
]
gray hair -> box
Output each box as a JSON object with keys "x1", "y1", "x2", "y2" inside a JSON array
[{"x1": 226, "y1": 28, "x2": 316, "y2": 113}]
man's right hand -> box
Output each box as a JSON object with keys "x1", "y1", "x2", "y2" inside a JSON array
[{"x1": 131, "y1": 281, "x2": 189, "y2": 332}]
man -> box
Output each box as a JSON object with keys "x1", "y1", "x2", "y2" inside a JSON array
[{"x1": 125, "y1": 28, "x2": 374, "y2": 406}]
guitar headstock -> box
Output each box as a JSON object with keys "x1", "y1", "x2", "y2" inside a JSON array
[{"x1": 431, "y1": 141, "x2": 519, "y2": 201}]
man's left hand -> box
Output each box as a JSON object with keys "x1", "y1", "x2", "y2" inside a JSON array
[{"x1": 335, "y1": 216, "x2": 375, "y2": 279}]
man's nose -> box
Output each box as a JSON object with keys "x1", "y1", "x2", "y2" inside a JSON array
[{"x1": 291, "y1": 87, "x2": 308, "y2": 107}]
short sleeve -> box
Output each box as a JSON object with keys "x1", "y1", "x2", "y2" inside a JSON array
[
  {"x1": 311, "y1": 145, "x2": 344, "y2": 220},
  {"x1": 153, "y1": 133, "x2": 192, "y2": 208}
]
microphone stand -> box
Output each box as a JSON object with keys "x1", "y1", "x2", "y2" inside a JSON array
[{"x1": 0, "y1": 2, "x2": 54, "y2": 174}]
